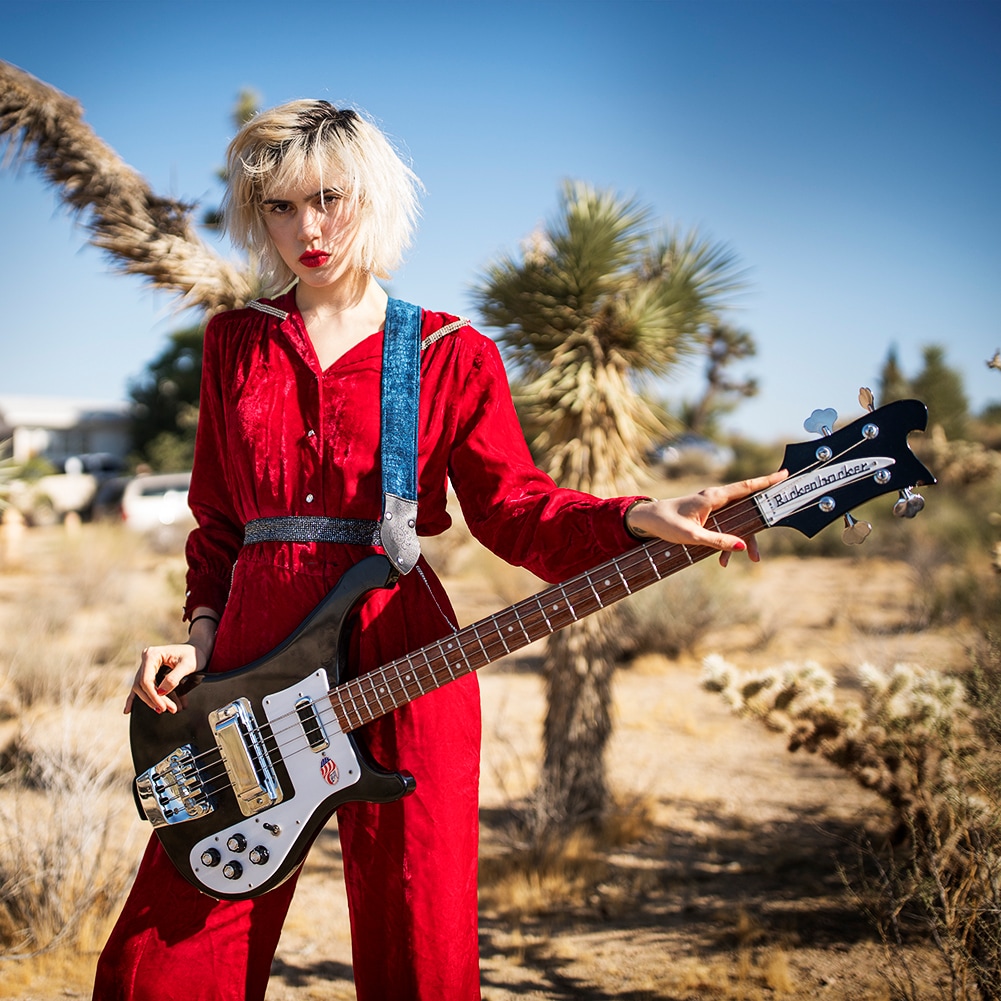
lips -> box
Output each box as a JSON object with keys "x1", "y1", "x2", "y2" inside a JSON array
[{"x1": 299, "y1": 251, "x2": 330, "y2": 268}]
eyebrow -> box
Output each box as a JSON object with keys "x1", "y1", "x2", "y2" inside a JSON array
[{"x1": 261, "y1": 188, "x2": 343, "y2": 205}]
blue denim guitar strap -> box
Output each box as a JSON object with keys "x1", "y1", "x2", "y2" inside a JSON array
[{"x1": 379, "y1": 298, "x2": 421, "y2": 574}]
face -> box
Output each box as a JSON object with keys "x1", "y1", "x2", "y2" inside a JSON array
[{"x1": 260, "y1": 175, "x2": 361, "y2": 290}]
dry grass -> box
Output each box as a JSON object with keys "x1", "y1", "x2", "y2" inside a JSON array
[
  {"x1": 0, "y1": 524, "x2": 181, "y2": 992},
  {"x1": 0, "y1": 519, "x2": 976, "y2": 1000}
]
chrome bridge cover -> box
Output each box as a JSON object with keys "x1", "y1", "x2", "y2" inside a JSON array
[
  {"x1": 209, "y1": 697, "x2": 283, "y2": 817},
  {"x1": 136, "y1": 744, "x2": 213, "y2": 828}
]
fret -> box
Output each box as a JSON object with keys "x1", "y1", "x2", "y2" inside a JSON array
[
  {"x1": 351, "y1": 678, "x2": 374, "y2": 728},
  {"x1": 417, "y1": 662, "x2": 432, "y2": 695},
  {"x1": 497, "y1": 624, "x2": 512, "y2": 654},
  {"x1": 545, "y1": 599, "x2": 567, "y2": 630},
  {"x1": 339, "y1": 687, "x2": 364, "y2": 732},
  {"x1": 514, "y1": 611, "x2": 533, "y2": 645},
  {"x1": 425, "y1": 644, "x2": 453, "y2": 683},
  {"x1": 327, "y1": 695, "x2": 352, "y2": 734},
  {"x1": 410, "y1": 668, "x2": 426, "y2": 700},
  {"x1": 586, "y1": 574, "x2": 606, "y2": 610},
  {"x1": 495, "y1": 607, "x2": 531, "y2": 651},
  {"x1": 559, "y1": 583, "x2": 579, "y2": 621},
  {"x1": 470, "y1": 624, "x2": 491, "y2": 663},
  {"x1": 441, "y1": 636, "x2": 468, "y2": 675},
  {"x1": 515, "y1": 603, "x2": 548, "y2": 644},
  {"x1": 644, "y1": 546, "x2": 664, "y2": 580},
  {"x1": 483, "y1": 624, "x2": 511, "y2": 664},
  {"x1": 370, "y1": 667, "x2": 390, "y2": 716}
]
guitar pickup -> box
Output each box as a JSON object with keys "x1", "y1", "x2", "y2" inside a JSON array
[
  {"x1": 295, "y1": 696, "x2": 330, "y2": 752},
  {"x1": 135, "y1": 744, "x2": 214, "y2": 828},
  {"x1": 209, "y1": 698, "x2": 284, "y2": 817}
]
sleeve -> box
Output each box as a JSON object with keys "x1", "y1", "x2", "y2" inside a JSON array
[
  {"x1": 446, "y1": 335, "x2": 644, "y2": 584},
  {"x1": 182, "y1": 316, "x2": 244, "y2": 618}
]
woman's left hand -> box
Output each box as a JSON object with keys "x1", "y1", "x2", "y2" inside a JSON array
[{"x1": 625, "y1": 470, "x2": 789, "y2": 566}]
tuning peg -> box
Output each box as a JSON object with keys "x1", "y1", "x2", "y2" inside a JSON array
[
  {"x1": 842, "y1": 513, "x2": 872, "y2": 545},
  {"x1": 858, "y1": 387, "x2": 875, "y2": 412},
  {"x1": 893, "y1": 487, "x2": 925, "y2": 519},
  {"x1": 804, "y1": 408, "x2": 838, "y2": 436}
]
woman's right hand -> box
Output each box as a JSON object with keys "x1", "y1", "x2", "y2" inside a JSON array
[{"x1": 125, "y1": 610, "x2": 218, "y2": 715}]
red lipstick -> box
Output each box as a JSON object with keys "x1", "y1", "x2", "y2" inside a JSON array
[{"x1": 299, "y1": 251, "x2": 330, "y2": 268}]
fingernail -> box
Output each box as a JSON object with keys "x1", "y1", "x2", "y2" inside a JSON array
[
  {"x1": 156, "y1": 687, "x2": 168, "y2": 696},
  {"x1": 733, "y1": 540, "x2": 747, "y2": 551}
]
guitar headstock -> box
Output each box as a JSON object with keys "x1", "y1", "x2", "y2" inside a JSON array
[{"x1": 755, "y1": 398, "x2": 936, "y2": 538}]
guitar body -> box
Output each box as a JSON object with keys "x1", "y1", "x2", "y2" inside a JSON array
[{"x1": 129, "y1": 554, "x2": 415, "y2": 900}]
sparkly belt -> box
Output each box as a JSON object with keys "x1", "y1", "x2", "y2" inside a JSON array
[{"x1": 243, "y1": 516, "x2": 381, "y2": 547}]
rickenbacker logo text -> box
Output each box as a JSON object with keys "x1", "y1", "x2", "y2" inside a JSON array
[{"x1": 756, "y1": 457, "x2": 894, "y2": 525}]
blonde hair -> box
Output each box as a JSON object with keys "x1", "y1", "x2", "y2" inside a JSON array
[{"x1": 223, "y1": 100, "x2": 422, "y2": 291}]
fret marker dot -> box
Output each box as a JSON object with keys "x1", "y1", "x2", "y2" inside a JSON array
[
  {"x1": 552, "y1": 603, "x2": 559, "y2": 611},
  {"x1": 447, "y1": 642, "x2": 454, "y2": 649},
  {"x1": 604, "y1": 579, "x2": 611, "y2": 586}
]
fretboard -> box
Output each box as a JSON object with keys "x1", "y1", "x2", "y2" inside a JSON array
[{"x1": 327, "y1": 496, "x2": 766, "y2": 733}]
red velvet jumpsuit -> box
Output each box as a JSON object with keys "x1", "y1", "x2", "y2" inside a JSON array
[{"x1": 94, "y1": 292, "x2": 642, "y2": 1001}]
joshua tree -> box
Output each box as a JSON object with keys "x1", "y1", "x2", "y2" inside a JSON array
[
  {"x1": 474, "y1": 181, "x2": 748, "y2": 836},
  {"x1": 0, "y1": 61, "x2": 253, "y2": 313}
]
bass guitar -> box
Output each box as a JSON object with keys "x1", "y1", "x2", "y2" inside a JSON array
[{"x1": 130, "y1": 396, "x2": 934, "y2": 900}]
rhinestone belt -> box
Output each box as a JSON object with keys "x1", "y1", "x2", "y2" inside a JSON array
[{"x1": 243, "y1": 516, "x2": 381, "y2": 547}]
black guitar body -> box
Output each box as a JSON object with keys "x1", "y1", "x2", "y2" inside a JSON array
[{"x1": 129, "y1": 555, "x2": 415, "y2": 899}]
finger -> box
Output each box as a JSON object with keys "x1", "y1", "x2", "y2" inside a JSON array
[
  {"x1": 710, "y1": 469, "x2": 789, "y2": 508},
  {"x1": 131, "y1": 648, "x2": 177, "y2": 715}
]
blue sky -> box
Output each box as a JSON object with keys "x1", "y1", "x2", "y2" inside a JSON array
[{"x1": 1, "y1": 0, "x2": 998, "y2": 443}]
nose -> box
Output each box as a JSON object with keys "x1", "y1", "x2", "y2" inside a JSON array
[{"x1": 298, "y1": 205, "x2": 322, "y2": 241}]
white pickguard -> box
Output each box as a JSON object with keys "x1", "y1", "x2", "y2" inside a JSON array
[{"x1": 189, "y1": 669, "x2": 361, "y2": 897}]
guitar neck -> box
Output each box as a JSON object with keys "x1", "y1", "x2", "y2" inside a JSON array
[{"x1": 328, "y1": 497, "x2": 766, "y2": 733}]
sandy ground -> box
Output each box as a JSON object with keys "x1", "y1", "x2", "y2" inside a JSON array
[{"x1": 0, "y1": 528, "x2": 972, "y2": 1000}]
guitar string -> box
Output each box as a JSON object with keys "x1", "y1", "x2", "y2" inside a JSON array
[
  {"x1": 180, "y1": 497, "x2": 770, "y2": 798},
  {"x1": 182, "y1": 417, "x2": 901, "y2": 798},
  {"x1": 147, "y1": 426, "x2": 895, "y2": 807},
  {"x1": 185, "y1": 532, "x2": 727, "y2": 798}
]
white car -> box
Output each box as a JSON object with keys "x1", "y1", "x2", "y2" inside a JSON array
[{"x1": 121, "y1": 472, "x2": 195, "y2": 546}]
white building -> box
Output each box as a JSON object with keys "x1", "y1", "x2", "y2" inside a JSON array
[{"x1": 0, "y1": 395, "x2": 131, "y2": 470}]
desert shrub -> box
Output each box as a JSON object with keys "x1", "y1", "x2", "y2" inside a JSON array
[
  {"x1": 620, "y1": 561, "x2": 743, "y2": 659},
  {"x1": 702, "y1": 655, "x2": 1001, "y2": 1000},
  {"x1": 0, "y1": 524, "x2": 183, "y2": 709},
  {"x1": 0, "y1": 522, "x2": 183, "y2": 978},
  {"x1": 0, "y1": 713, "x2": 142, "y2": 958}
]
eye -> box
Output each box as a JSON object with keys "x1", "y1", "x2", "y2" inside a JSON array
[
  {"x1": 263, "y1": 201, "x2": 293, "y2": 216},
  {"x1": 316, "y1": 189, "x2": 345, "y2": 208}
]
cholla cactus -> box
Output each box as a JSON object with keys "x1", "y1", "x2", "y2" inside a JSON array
[
  {"x1": 704, "y1": 655, "x2": 1001, "y2": 998},
  {"x1": 919, "y1": 425, "x2": 1001, "y2": 486},
  {"x1": 703, "y1": 656, "x2": 981, "y2": 827}
]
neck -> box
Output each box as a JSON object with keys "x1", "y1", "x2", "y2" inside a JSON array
[
  {"x1": 295, "y1": 266, "x2": 373, "y2": 319},
  {"x1": 294, "y1": 275, "x2": 390, "y2": 370}
]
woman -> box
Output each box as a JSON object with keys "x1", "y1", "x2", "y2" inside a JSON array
[{"x1": 95, "y1": 100, "x2": 783, "y2": 1001}]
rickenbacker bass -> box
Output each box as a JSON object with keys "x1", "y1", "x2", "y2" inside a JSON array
[{"x1": 130, "y1": 397, "x2": 935, "y2": 900}]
